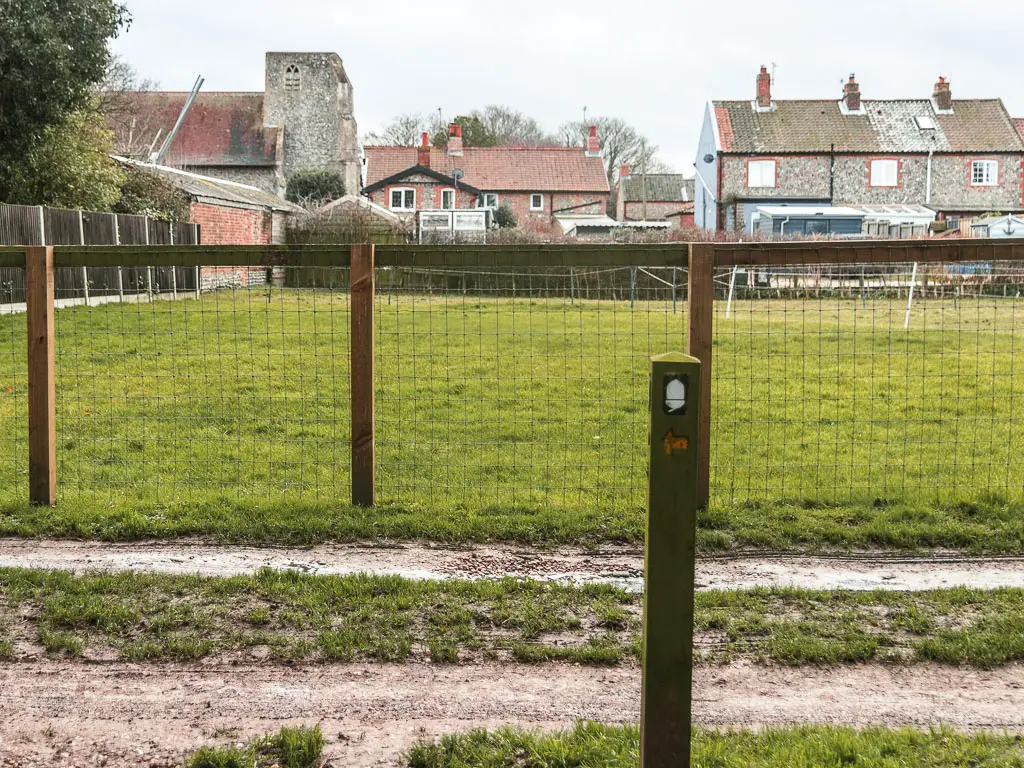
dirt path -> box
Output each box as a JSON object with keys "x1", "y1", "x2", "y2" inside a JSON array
[
  {"x1": 2, "y1": 539, "x2": 1024, "y2": 592},
  {"x1": 1, "y1": 660, "x2": 1022, "y2": 767}
]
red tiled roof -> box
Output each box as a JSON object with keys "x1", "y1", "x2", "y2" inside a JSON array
[
  {"x1": 364, "y1": 146, "x2": 610, "y2": 192},
  {"x1": 714, "y1": 105, "x2": 735, "y2": 154},
  {"x1": 1015, "y1": 118, "x2": 1024, "y2": 141},
  {"x1": 117, "y1": 92, "x2": 277, "y2": 167},
  {"x1": 713, "y1": 99, "x2": 1024, "y2": 154}
]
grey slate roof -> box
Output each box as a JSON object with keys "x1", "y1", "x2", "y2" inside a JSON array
[
  {"x1": 713, "y1": 99, "x2": 1024, "y2": 153},
  {"x1": 620, "y1": 174, "x2": 695, "y2": 202},
  {"x1": 115, "y1": 157, "x2": 304, "y2": 213}
]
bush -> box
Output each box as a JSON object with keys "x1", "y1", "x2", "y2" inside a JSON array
[
  {"x1": 113, "y1": 164, "x2": 191, "y2": 220},
  {"x1": 285, "y1": 170, "x2": 345, "y2": 208},
  {"x1": 4, "y1": 109, "x2": 124, "y2": 210},
  {"x1": 493, "y1": 204, "x2": 517, "y2": 229}
]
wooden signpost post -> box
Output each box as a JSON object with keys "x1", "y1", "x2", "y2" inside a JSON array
[{"x1": 640, "y1": 352, "x2": 701, "y2": 768}]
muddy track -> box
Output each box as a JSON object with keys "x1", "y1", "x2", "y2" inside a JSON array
[
  {"x1": 1, "y1": 539, "x2": 1024, "y2": 592},
  {"x1": 1, "y1": 660, "x2": 1022, "y2": 767}
]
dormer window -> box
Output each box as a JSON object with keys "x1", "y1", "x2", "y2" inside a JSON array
[{"x1": 284, "y1": 65, "x2": 301, "y2": 91}]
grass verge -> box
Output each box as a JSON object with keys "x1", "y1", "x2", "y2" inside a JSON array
[
  {"x1": 186, "y1": 725, "x2": 323, "y2": 768},
  {"x1": 406, "y1": 722, "x2": 1024, "y2": 767},
  {"x1": 2, "y1": 496, "x2": 1024, "y2": 553},
  {"x1": 2, "y1": 567, "x2": 1024, "y2": 668}
]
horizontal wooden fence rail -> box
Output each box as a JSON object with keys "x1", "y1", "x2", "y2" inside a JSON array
[
  {"x1": 712, "y1": 239, "x2": 1024, "y2": 266},
  {"x1": 2, "y1": 238, "x2": 1022, "y2": 512}
]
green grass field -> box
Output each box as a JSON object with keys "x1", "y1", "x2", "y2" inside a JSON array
[{"x1": 1, "y1": 288, "x2": 1021, "y2": 547}]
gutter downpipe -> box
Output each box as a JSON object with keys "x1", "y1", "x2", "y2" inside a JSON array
[
  {"x1": 779, "y1": 216, "x2": 791, "y2": 238},
  {"x1": 926, "y1": 149, "x2": 934, "y2": 204}
]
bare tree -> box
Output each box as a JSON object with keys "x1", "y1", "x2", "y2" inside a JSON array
[
  {"x1": 364, "y1": 111, "x2": 449, "y2": 146},
  {"x1": 470, "y1": 105, "x2": 557, "y2": 146},
  {"x1": 97, "y1": 55, "x2": 161, "y2": 159},
  {"x1": 558, "y1": 117, "x2": 667, "y2": 190}
]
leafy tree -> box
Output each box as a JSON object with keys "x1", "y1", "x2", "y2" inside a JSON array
[
  {"x1": 286, "y1": 170, "x2": 346, "y2": 207},
  {"x1": 431, "y1": 115, "x2": 498, "y2": 149},
  {"x1": 113, "y1": 163, "x2": 191, "y2": 221},
  {"x1": 493, "y1": 204, "x2": 517, "y2": 229},
  {"x1": 558, "y1": 117, "x2": 666, "y2": 191},
  {"x1": 5, "y1": 109, "x2": 124, "y2": 210},
  {"x1": 0, "y1": 0, "x2": 130, "y2": 199}
]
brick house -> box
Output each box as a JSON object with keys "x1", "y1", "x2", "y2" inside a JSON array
[
  {"x1": 362, "y1": 125, "x2": 610, "y2": 231},
  {"x1": 616, "y1": 168, "x2": 695, "y2": 228},
  {"x1": 694, "y1": 67, "x2": 1024, "y2": 232},
  {"x1": 115, "y1": 52, "x2": 360, "y2": 198}
]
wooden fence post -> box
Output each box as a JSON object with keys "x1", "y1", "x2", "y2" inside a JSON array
[
  {"x1": 351, "y1": 244, "x2": 376, "y2": 506},
  {"x1": 687, "y1": 243, "x2": 714, "y2": 509},
  {"x1": 25, "y1": 246, "x2": 56, "y2": 506}
]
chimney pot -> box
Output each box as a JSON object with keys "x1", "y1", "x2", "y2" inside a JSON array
[
  {"x1": 586, "y1": 125, "x2": 600, "y2": 156},
  {"x1": 620, "y1": 163, "x2": 631, "y2": 179},
  {"x1": 842, "y1": 73, "x2": 861, "y2": 112},
  {"x1": 756, "y1": 65, "x2": 772, "y2": 108},
  {"x1": 933, "y1": 76, "x2": 952, "y2": 112}
]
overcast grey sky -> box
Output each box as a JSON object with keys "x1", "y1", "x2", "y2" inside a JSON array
[{"x1": 112, "y1": 0, "x2": 1023, "y2": 174}]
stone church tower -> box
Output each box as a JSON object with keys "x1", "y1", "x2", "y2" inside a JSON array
[
  {"x1": 263, "y1": 53, "x2": 361, "y2": 197},
  {"x1": 120, "y1": 52, "x2": 361, "y2": 199}
]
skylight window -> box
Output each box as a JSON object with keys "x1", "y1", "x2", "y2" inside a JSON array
[{"x1": 914, "y1": 116, "x2": 936, "y2": 131}]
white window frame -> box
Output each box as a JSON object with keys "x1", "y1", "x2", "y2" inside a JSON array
[
  {"x1": 747, "y1": 160, "x2": 777, "y2": 189},
  {"x1": 971, "y1": 160, "x2": 998, "y2": 187},
  {"x1": 869, "y1": 159, "x2": 899, "y2": 188},
  {"x1": 390, "y1": 187, "x2": 416, "y2": 211},
  {"x1": 530, "y1": 193, "x2": 544, "y2": 211},
  {"x1": 477, "y1": 193, "x2": 499, "y2": 209},
  {"x1": 441, "y1": 188, "x2": 455, "y2": 210}
]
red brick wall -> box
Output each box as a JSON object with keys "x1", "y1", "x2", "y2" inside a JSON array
[
  {"x1": 623, "y1": 201, "x2": 685, "y2": 221},
  {"x1": 190, "y1": 202, "x2": 271, "y2": 245},
  {"x1": 190, "y1": 203, "x2": 272, "y2": 291},
  {"x1": 669, "y1": 211, "x2": 695, "y2": 230}
]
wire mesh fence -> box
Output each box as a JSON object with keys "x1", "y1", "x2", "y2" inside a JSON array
[
  {"x1": 711, "y1": 260, "x2": 1024, "y2": 505},
  {"x1": 0, "y1": 273, "x2": 27, "y2": 505},
  {"x1": 374, "y1": 264, "x2": 688, "y2": 512},
  {"x1": 50, "y1": 264, "x2": 352, "y2": 505},
  {"x1": 2, "y1": 245, "x2": 1023, "y2": 515}
]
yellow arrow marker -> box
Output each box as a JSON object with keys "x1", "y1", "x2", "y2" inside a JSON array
[{"x1": 663, "y1": 430, "x2": 689, "y2": 456}]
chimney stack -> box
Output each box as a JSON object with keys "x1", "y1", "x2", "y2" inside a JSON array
[
  {"x1": 842, "y1": 74, "x2": 861, "y2": 112},
  {"x1": 417, "y1": 132, "x2": 430, "y2": 168},
  {"x1": 619, "y1": 163, "x2": 631, "y2": 179},
  {"x1": 447, "y1": 124, "x2": 464, "y2": 156},
  {"x1": 756, "y1": 65, "x2": 772, "y2": 109},
  {"x1": 586, "y1": 125, "x2": 600, "y2": 156},
  {"x1": 933, "y1": 76, "x2": 952, "y2": 112}
]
